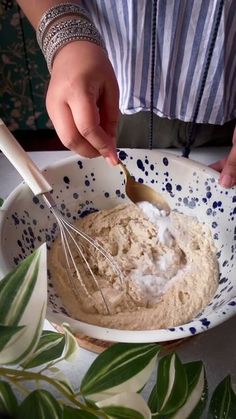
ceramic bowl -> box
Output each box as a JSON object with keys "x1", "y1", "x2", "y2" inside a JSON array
[{"x1": 0, "y1": 149, "x2": 236, "y2": 343}]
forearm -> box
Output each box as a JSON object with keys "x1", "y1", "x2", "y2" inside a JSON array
[{"x1": 16, "y1": 0, "x2": 81, "y2": 28}]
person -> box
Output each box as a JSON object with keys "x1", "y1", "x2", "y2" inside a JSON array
[{"x1": 16, "y1": 0, "x2": 236, "y2": 188}]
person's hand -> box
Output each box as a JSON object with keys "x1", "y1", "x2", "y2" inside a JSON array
[
  {"x1": 210, "y1": 126, "x2": 236, "y2": 188},
  {"x1": 46, "y1": 41, "x2": 119, "y2": 165}
]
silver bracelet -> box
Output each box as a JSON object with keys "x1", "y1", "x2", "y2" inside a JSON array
[
  {"x1": 42, "y1": 17, "x2": 83, "y2": 54},
  {"x1": 45, "y1": 19, "x2": 106, "y2": 72},
  {"x1": 37, "y1": 2, "x2": 90, "y2": 49}
]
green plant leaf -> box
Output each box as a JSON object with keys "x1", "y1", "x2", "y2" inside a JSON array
[
  {"x1": 63, "y1": 405, "x2": 98, "y2": 418},
  {"x1": 148, "y1": 353, "x2": 187, "y2": 416},
  {"x1": 0, "y1": 243, "x2": 47, "y2": 365},
  {"x1": 13, "y1": 304, "x2": 46, "y2": 366},
  {"x1": 60, "y1": 324, "x2": 79, "y2": 361},
  {"x1": 0, "y1": 325, "x2": 25, "y2": 352},
  {"x1": 228, "y1": 389, "x2": 236, "y2": 418},
  {"x1": 97, "y1": 392, "x2": 151, "y2": 418},
  {"x1": 102, "y1": 405, "x2": 145, "y2": 418},
  {"x1": 0, "y1": 197, "x2": 4, "y2": 207},
  {"x1": 22, "y1": 324, "x2": 79, "y2": 370},
  {"x1": 22, "y1": 331, "x2": 66, "y2": 369},
  {"x1": 0, "y1": 250, "x2": 39, "y2": 324},
  {"x1": 81, "y1": 343, "x2": 160, "y2": 400},
  {"x1": 52, "y1": 372, "x2": 74, "y2": 395},
  {"x1": 18, "y1": 389, "x2": 62, "y2": 419},
  {"x1": 169, "y1": 361, "x2": 207, "y2": 419},
  {"x1": 208, "y1": 375, "x2": 236, "y2": 419},
  {"x1": 0, "y1": 380, "x2": 18, "y2": 416},
  {"x1": 48, "y1": 367, "x2": 61, "y2": 373}
]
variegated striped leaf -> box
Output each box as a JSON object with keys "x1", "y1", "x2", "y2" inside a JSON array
[
  {"x1": 0, "y1": 243, "x2": 47, "y2": 365},
  {"x1": 63, "y1": 405, "x2": 98, "y2": 418},
  {"x1": 81, "y1": 343, "x2": 160, "y2": 400},
  {"x1": 101, "y1": 406, "x2": 145, "y2": 418},
  {"x1": 60, "y1": 323, "x2": 79, "y2": 361},
  {"x1": 169, "y1": 361, "x2": 207, "y2": 419},
  {"x1": 148, "y1": 353, "x2": 187, "y2": 416},
  {"x1": 227, "y1": 390, "x2": 236, "y2": 419},
  {"x1": 0, "y1": 325, "x2": 25, "y2": 352},
  {"x1": 48, "y1": 367, "x2": 61, "y2": 373},
  {"x1": 18, "y1": 389, "x2": 62, "y2": 419},
  {"x1": 97, "y1": 392, "x2": 151, "y2": 418},
  {"x1": 0, "y1": 380, "x2": 18, "y2": 416},
  {"x1": 0, "y1": 251, "x2": 38, "y2": 324},
  {"x1": 228, "y1": 390, "x2": 236, "y2": 419},
  {"x1": 52, "y1": 372, "x2": 74, "y2": 395},
  {"x1": 208, "y1": 375, "x2": 236, "y2": 419},
  {"x1": 22, "y1": 331, "x2": 65, "y2": 369}
]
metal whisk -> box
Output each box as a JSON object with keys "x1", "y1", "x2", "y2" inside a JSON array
[{"x1": 0, "y1": 119, "x2": 124, "y2": 314}]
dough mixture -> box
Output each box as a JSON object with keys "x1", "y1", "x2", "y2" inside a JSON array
[{"x1": 49, "y1": 203, "x2": 219, "y2": 330}]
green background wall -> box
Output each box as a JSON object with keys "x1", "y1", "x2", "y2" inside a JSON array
[{"x1": 0, "y1": 1, "x2": 51, "y2": 131}]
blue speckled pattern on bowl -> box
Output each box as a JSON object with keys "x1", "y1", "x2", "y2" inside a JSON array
[{"x1": 0, "y1": 149, "x2": 236, "y2": 343}]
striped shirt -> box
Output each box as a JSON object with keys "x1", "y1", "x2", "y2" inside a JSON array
[{"x1": 81, "y1": 0, "x2": 236, "y2": 125}]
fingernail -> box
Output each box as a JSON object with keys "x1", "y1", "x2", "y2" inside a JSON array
[
  {"x1": 111, "y1": 154, "x2": 118, "y2": 165},
  {"x1": 219, "y1": 174, "x2": 233, "y2": 188},
  {"x1": 105, "y1": 156, "x2": 117, "y2": 166}
]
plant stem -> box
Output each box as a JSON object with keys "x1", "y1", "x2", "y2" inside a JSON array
[
  {"x1": 0, "y1": 367, "x2": 107, "y2": 418},
  {"x1": 38, "y1": 359, "x2": 61, "y2": 373}
]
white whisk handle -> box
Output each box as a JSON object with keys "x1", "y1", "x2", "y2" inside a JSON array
[{"x1": 0, "y1": 119, "x2": 52, "y2": 196}]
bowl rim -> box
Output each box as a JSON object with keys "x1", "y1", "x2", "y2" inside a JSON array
[
  {"x1": 0, "y1": 150, "x2": 220, "y2": 276},
  {"x1": 46, "y1": 300, "x2": 236, "y2": 343},
  {"x1": 1, "y1": 149, "x2": 235, "y2": 342},
  {"x1": 0, "y1": 149, "x2": 223, "y2": 216}
]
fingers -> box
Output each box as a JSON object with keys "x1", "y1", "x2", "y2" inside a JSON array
[
  {"x1": 46, "y1": 41, "x2": 119, "y2": 163},
  {"x1": 219, "y1": 143, "x2": 236, "y2": 188},
  {"x1": 209, "y1": 158, "x2": 227, "y2": 172},
  {"x1": 100, "y1": 77, "x2": 120, "y2": 139},
  {"x1": 209, "y1": 127, "x2": 236, "y2": 188},
  {"x1": 47, "y1": 100, "x2": 99, "y2": 158},
  {"x1": 68, "y1": 89, "x2": 118, "y2": 165},
  {"x1": 210, "y1": 150, "x2": 236, "y2": 188}
]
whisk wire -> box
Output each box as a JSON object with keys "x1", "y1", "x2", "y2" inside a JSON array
[
  {"x1": 59, "y1": 222, "x2": 84, "y2": 298},
  {"x1": 59, "y1": 214, "x2": 111, "y2": 314},
  {"x1": 64, "y1": 218, "x2": 124, "y2": 286},
  {"x1": 56, "y1": 213, "x2": 86, "y2": 296},
  {"x1": 42, "y1": 192, "x2": 125, "y2": 314},
  {"x1": 51, "y1": 206, "x2": 119, "y2": 314}
]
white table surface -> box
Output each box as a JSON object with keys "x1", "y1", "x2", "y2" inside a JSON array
[{"x1": 0, "y1": 147, "x2": 235, "y2": 412}]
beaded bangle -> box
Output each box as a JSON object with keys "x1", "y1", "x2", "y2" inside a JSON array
[
  {"x1": 45, "y1": 19, "x2": 106, "y2": 72},
  {"x1": 42, "y1": 17, "x2": 87, "y2": 54},
  {"x1": 37, "y1": 2, "x2": 90, "y2": 48},
  {"x1": 36, "y1": 3, "x2": 106, "y2": 73}
]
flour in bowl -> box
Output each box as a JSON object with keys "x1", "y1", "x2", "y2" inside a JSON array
[{"x1": 49, "y1": 203, "x2": 219, "y2": 330}]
